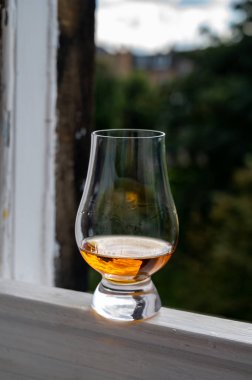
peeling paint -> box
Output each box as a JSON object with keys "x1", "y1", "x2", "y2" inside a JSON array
[
  {"x1": 2, "y1": 208, "x2": 9, "y2": 220},
  {"x1": 41, "y1": 0, "x2": 58, "y2": 286},
  {"x1": 1, "y1": 110, "x2": 11, "y2": 146},
  {"x1": 4, "y1": 7, "x2": 8, "y2": 26},
  {"x1": 0, "y1": 0, "x2": 58, "y2": 285},
  {"x1": 0, "y1": 0, "x2": 16, "y2": 279},
  {"x1": 75, "y1": 127, "x2": 87, "y2": 140}
]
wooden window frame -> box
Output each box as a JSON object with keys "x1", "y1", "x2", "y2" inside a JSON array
[
  {"x1": 0, "y1": 278, "x2": 251, "y2": 379},
  {"x1": 0, "y1": 0, "x2": 57, "y2": 285}
]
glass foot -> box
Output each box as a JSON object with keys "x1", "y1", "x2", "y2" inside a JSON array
[{"x1": 92, "y1": 278, "x2": 161, "y2": 321}]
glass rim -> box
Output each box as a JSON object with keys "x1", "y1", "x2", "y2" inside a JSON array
[{"x1": 92, "y1": 129, "x2": 165, "y2": 139}]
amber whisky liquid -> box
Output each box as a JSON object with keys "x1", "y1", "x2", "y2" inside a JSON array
[{"x1": 80, "y1": 236, "x2": 173, "y2": 283}]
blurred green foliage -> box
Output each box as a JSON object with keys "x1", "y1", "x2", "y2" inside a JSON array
[{"x1": 90, "y1": 1, "x2": 252, "y2": 322}]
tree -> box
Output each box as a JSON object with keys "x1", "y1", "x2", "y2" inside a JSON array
[
  {"x1": 95, "y1": 62, "x2": 124, "y2": 130},
  {"x1": 209, "y1": 159, "x2": 252, "y2": 320},
  {"x1": 93, "y1": 1, "x2": 252, "y2": 321}
]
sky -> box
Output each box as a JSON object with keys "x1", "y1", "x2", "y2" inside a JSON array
[{"x1": 96, "y1": 0, "x2": 237, "y2": 53}]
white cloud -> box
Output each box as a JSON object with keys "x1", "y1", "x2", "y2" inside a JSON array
[{"x1": 96, "y1": 0, "x2": 234, "y2": 52}]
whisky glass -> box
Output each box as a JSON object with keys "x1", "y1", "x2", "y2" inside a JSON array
[{"x1": 75, "y1": 129, "x2": 178, "y2": 321}]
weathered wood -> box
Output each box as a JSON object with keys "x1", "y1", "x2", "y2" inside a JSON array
[
  {"x1": 0, "y1": 0, "x2": 15, "y2": 278},
  {"x1": 0, "y1": 0, "x2": 57, "y2": 284},
  {"x1": 0, "y1": 279, "x2": 251, "y2": 380},
  {"x1": 56, "y1": 0, "x2": 95, "y2": 291}
]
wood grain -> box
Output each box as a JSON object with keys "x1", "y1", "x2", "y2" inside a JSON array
[
  {"x1": 56, "y1": 0, "x2": 95, "y2": 291},
  {"x1": 0, "y1": 280, "x2": 251, "y2": 380}
]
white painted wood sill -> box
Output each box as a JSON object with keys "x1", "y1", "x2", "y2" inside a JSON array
[{"x1": 0, "y1": 279, "x2": 251, "y2": 380}]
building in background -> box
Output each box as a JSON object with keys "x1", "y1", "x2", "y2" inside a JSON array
[{"x1": 96, "y1": 47, "x2": 194, "y2": 84}]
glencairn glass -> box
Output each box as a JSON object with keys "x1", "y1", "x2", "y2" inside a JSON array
[{"x1": 75, "y1": 129, "x2": 178, "y2": 321}]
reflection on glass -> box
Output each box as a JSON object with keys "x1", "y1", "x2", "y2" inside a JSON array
[{"x1": 75, "y1": 129, "x2": 178, "y2": 321}]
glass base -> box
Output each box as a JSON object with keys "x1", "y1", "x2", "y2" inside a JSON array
[{"x1": 92, "y1": 277, "x2": 161, "y2": 321}]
